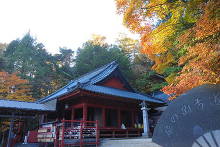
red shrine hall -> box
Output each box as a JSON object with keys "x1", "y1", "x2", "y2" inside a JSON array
[
  {"x1": 37, "y1": 61, "x2": 165, "y2": 138},
  {"x1": 0, "y1": 61, "x2": 166, "y2": 147}
]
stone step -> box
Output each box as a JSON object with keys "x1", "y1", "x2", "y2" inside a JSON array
[
  {"x1": 99, "y1": 138, "x2": 161, "y2": 147},
  {"x1": 13, "y1": 138, "x2": 160, "y2": 147},
  {"x1": 14, "y1": 143, "x2": 40, "y2": 147}
]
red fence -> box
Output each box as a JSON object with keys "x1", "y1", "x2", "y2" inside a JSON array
[
  {"x1": 35, "y1": 120, "x2": 99, "y2": 147},
  {"x1": 56, "y1": 120, "x2": 99, "y2": 147},
  {"x1": 27, "y1": 131, "x2": 38, "y2": 143}
]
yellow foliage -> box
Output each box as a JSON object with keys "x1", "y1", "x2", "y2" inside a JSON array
[
  {"x1": 143, "y1": 52, "x2": 174, "y2": 74},
  {"x1": 116, "y1": 0, "x2": 219, "y2": 98},
  {"x1": 165, "y1": 73, "x2": 177, "y2": 84},
  {"x1": 89, "y1": 34, "x2": 107, "y2": 46},
  {"x1": 163, "y1": 0, "x2": 220, "y2": 98}
]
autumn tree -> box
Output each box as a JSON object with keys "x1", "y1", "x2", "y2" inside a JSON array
[
  {"x1": 163, "y1": 0, "x2": 220, "y2": 98},
  {"x1": 89, "y1": 34, "x2": 107, "y2": 47},
  {"x1": 0, "y1": 71, "x2": 34, "y2": 101},
  {"x1": 116, "y1": 33, "x2": 140, "y2": 60},
  {"x1": 116, "y1": 34, "x2": 167, "y2": 93},
  {"x1": 116, "y1": 0, "x2": 219, "y2": 97},
  {"x1": 116, "y1": 0, "x2": 206, "y2": 72}
]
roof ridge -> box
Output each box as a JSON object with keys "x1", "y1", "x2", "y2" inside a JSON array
[
  {"x1": 37, "y1": 61, "x2": 117, "y2": 103},
  {"x1": 74, "y1": 61, "x2": 117, "y2": 83},
  {"x1": 89, "y1": 62, "x2": 118, "y2": 84},
  {"x1": 63, "y1": 61, "x2": 117, "y2": 89}
]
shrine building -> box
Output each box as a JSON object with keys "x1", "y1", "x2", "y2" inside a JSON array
[
  {"x1": 0, "y1": 61, "x2": 167, "y2": 147},
  {"x1": 37, "y1": 61, "x2": 165, "y2": 137}
]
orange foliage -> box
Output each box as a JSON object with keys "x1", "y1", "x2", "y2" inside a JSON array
[
  {"x1": 163, "y1": 0, "x2": 220, "y2": 98},
  {"x1": 194, "y1": 1, "x2": 220, "y2": 39},
  {"x1": 0, "y1": 71, "x2": 34, "y2": 102},
  {"x1": 164, "y1": 42, "x2": 220, "y2": 99},
  {"x1": 116, "y1": 0, "x2": 219, "y2": 98},
  {"x1": 116, "y1": 0, "x2": 220, "y2": 97}
]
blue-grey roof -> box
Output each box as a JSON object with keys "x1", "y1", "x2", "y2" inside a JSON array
[
  {"x1": 37, "y1": 61, "x2": 165, "y2": 104},
  {"x1": 0, "y1": 99, "x2": 55, "y2": 111},
  {"x1": 82, "y1": 85, "x2": 163, "y2": 103},
  {"x1": 38, "y1": 61, "x2": 121, "y2": 103},
  {"x1": 152, "y1": 91, "x2": 170, "y2": 103}
]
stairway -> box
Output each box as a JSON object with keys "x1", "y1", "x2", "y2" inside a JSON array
[
  {"x1": 99, "y1": 138, "x2": 161, "y2": 147},
  {"x1": 14, "y1": 143, "x2": 40, "y2": 147}
]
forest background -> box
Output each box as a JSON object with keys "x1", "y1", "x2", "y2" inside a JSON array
[{"x1": 0, "y1": 0, "x2": 219, "y2": 102}]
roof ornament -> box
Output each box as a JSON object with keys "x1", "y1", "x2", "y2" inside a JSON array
[
  {"x1": 76, "y1": 82, "x2": 83, "y2": 88},
  {"x1": 140, "y1": 101, "x2": 146, "y2": 107}
]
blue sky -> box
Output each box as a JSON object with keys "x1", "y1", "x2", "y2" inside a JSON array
[{"x1": 0, "y1": 0, "x2": 139, "y2": 54}]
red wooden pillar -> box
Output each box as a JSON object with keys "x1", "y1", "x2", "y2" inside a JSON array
[
  {"x1": 71, "y1": 108, "x2": 75, "y2": 120},
  {"x1": 131, "y1": 111, "x2": 135, "y2": 128},
  {"x1": 118, "y1": 109, "x2": 121, "y2": 128},
  {"x1": 83, "y1": 103, "x2": 88, "y2": 121},
  {"x1": 102, "y1": 108, "x2": 106, "y2": 127}
]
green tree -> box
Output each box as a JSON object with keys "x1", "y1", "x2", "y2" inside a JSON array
[
  {"x1": 4, "y1": 33, "x2": 52, "y2": 98},
  {"x1": 116, "y1": 33, "x2": 140, "y2": 61},
  {"x1": 4, "y1": 33, "x2": 75, "y2": 98},
  {"x1": 74, "y1": 41, "x2": 133, "y2": 80},
  {"x1": 53, "y1": 47, "x2": 75, "y2": 79},
  {"x1": 0, "y1": 43, "x2": 7, "y2": 71}
]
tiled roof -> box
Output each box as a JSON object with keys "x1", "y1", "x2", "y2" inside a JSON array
[
  {"x1": 0, "y1": 99, "x2": 55, "y2": 111},
  {"x1": 82, "y1": 85, "x2": 164, "y2": 103},
  {"x1": 37, "y1": 61, "x2": 165, "y2": 104},
  {"x1": 152, "y1": 91, "x2": 170, "y2": 103},
  {"x1": 37, "y1": 61, "x2": 120, "y2": 103}
]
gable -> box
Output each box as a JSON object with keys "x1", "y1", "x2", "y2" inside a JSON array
[
  {"x1": 96, "y1": 68, "x2": 135, "y2": 92},
  {"x1": 99, "y1": 77, "x2": 128, "y2": 91}
]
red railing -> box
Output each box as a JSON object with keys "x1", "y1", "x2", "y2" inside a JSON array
[{"x1": 57, "y1": 120, "x2": 99, "y2": 147}]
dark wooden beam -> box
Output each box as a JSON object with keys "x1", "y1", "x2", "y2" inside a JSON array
[
  {"x1": 59, "y1": 90, "x2": 80, "y2": 101},
  {"x1": 71, "y1": 103, "x2": 84, "y2": 109},
  {"x1": 102, "y1": 108, "x2": 106, "y2": 128},
  {"x1": 0, "y1": 114, "x2": 35, "y2": 119},
  {"x1": 81, "y1": 102, "x2": 137, "y2": 111},
  {"x1": 80, "y1": 90, "x2": 140, "y2": 104}
]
